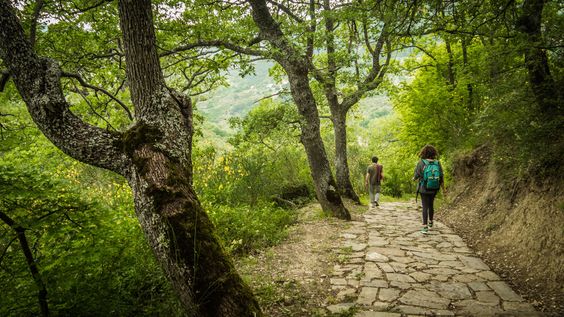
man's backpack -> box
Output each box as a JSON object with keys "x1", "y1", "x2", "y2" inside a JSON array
[
  {"x1": 370, "y1": 164, "x2": 382, "y2": 185},
  {"x1": 422, "y1": 159, "x2": 441, "y2": 190}
]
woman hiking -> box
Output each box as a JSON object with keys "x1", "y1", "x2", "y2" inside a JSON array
[{"x1": 413, "y1": 145, "x2": 446, "y2": 234}]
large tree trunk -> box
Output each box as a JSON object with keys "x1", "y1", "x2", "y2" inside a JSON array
[
  {"x1": 247, "y1": 0, "x2": 350, "y2": 220},
  {"x1": 285, "y1": 64, "x2": 351, "y2": 220},
  {"x1": 517, "y1": 0, "x2": 560, "y2": 117},
  {"x1": 117, "y1": 1, "x2": 261, "y2": 316},
  {"x1": 0, "y1": 1, "x2": 262, "y2": 316},
  {"x1": 332, "y1": 110, "x2": 360, "y2": 203}
]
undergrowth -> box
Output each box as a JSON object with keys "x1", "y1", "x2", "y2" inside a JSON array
[{"x1": 206, "y1": 202, "x2": 298, "y2": 255}]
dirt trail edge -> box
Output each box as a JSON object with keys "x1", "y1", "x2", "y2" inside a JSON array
[{"x1": 327, "y1": 201, "x2": 542, "y2": 317}]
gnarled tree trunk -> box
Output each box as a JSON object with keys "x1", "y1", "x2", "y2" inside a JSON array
[
  {"x1": 247, "y1": 0, "x2": 350, "y2": 220},
  {"x1": 284, "y1": 63, "x2": 351, "y2": 219},
  {"x1": 0, "y1": 1, "x2": 262, "y2": 316}
]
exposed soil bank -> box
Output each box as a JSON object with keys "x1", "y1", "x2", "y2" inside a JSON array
[{"x1": 438, "y1": 145, "x2": 564, "y2": 315}]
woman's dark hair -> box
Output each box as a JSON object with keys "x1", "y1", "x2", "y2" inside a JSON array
[
  {"x1": 418, "y1": 144, "x2": 438, "y2": 159},
  {"x1": 372, "y1": 156, "x2": 379, "y2": 163}
]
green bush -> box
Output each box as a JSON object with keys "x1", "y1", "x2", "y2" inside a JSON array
[{"x1": 207, "y1": 203, "x2": 297, "y2": 255}]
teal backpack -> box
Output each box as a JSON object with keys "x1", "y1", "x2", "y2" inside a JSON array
[{"x1": 422, "y1": 159, "x2": 441, "y2": 190}]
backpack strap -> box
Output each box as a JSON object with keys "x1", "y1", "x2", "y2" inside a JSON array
[{"x1": 376, "y1": 164, "x2": 382, "y2": 183}]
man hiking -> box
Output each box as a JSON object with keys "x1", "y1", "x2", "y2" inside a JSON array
[{"x1": 365, "y1": 156, "x2": 384, "y2": 208}]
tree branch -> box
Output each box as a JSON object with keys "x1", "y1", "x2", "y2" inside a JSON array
[
  {"x1": 160, "y1": 39, "x2": 267, "y2": 58},
  {"x1": 247, "y1": 0, "x2": 299, "y2": 62},
  {"x1": 266, "y1": 0, "x2": 304, "y2": 23},
  {"x1": 62, "y1": 72, "x2": 133, "y2": 121},
  {"x1": 71, "y1": 80, "x2": 117, "y2": 131},
  {"x1": 252, "y1": 89, "x2": 290, "y2": 104},
  {"x1": 340, "y1": 26, "x2": 388, "y2": 112},
  {"x1": 0, "y1": 235, "x2": 17, "y2": 265},
  {"x1": 0, "y1": 1, "x2": 131, "y2": 176},
  {"x1": 306, "y1": 0, "x2": 315, "y2": 60},
  {"x1": 29, "y1": 0, "x2": 45, "y2": 48}
]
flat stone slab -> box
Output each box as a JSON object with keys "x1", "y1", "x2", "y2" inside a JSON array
[
  {"x1": 459, "y1": 255, "x2": 491, "y2": 271},
  {"x1": 488, "y1": 281, "x2": 524, "y2": 301},
  {"x1": 433, "y1": 282, "x2": 473, "y2": 300},
  {"x1": 327, "y1": 303, "x2": 355, "y2": 314},
  {"x1": 378, "y1": 288, "x2": 400, "y2": 302},
  {"x1": 475, "y1": 291, "x2": 500, "y2": 305},
  {"x1": 386, "y1": 273, "x2": 416, "y2": 283},
  {"x1": 502, "y1": 301, "x2": 538, "y2": 312},
  {"x1": 366, "y1": 252, "x2": 389, "y2": 262},
  {"x1": 454, "y1": 299, "x2": 504, "y2": 316},
  {"x1": 410, "y1": 271, "x2": 431, "y2": 282},
  {"x1": 337, "y1": 288, "x2": 357, "y2": 300},
  {"x1": 355, "y1": 312, "x2": 401, "y2": 317},
  {"x1": 357, "y1": 287, "x2": 378, "y2": 306},
  {"x1": 399, "y1": 290, "x2": 450, "y2": 309},
  {"x1": 346, "y1": 242, "x2": 368, "y2": 252},
  {"x1": 468, "y1": 281, "x2": 490, "y2": 291}
]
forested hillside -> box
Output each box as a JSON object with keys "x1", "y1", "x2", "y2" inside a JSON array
[{"x1": 1, "y1": 0, "x2": 562, "y2": 316}]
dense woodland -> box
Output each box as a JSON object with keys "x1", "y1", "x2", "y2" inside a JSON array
[{"x1": 0, "y1": 0, "x2": 562, "y2": 316}]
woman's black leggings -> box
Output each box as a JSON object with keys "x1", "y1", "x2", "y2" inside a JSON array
[{"x1": 421, "y1": 193, "x2": 436, "y2": 225}]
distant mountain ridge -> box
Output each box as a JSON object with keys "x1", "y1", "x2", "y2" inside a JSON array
[{"x1": 196, "y1": 60, "x2": 392, "y2": 141}]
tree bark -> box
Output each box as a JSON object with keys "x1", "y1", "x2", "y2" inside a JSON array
[
  {"x1": 247, "y1": 0, "x2": 351, "y2": 219},
  {"x1": 1, "y1": 1, "x2": 262, "y2": 316},
  {"x1": 517, "y1": 0, "x2": 560, "y2": 116},
  {"x1": 332, "y1": 110, "x2": 360, "y2": 203},
  {"x1": 117, "y1": 2, "x2": 261, "y2": 316}
]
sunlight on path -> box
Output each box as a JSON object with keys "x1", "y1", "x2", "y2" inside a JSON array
[{"x1": 326, "y1": 201, "x2": 540, "y2": 317}]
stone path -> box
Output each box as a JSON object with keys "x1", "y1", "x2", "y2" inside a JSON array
[{"x1": 327, "y1": 201, "x2": 540, "y2": 317}]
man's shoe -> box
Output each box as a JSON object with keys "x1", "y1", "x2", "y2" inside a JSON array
[
  {"x1": 429, "y1": 221, "x2": 433, "y2": 228},
  {"x1": 421, "y1": 226, "x2": 429, "y2": 234},
  {"x1": 375, "y1": 201, "x2": 379, "y2": 207}
]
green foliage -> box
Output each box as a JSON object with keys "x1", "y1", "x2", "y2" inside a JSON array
[
  {"x1": 193, "y1": 100, "x2": 312, "y2": 206},
  {"x1": 0, "y1": 109, "x2": 182, "y2": 316},
  {"x1": 391, "y1": 43, "x2": 475, "y2": 156},
  {"x1": 388, "y1": 0, "x2": 563, "y2": 179},
  {"x1": 207, "y1": 203, "x2": 297, "y2": 255},
  {"x1": 0, "y1": 158, "x2": 183, "y2": 316}
]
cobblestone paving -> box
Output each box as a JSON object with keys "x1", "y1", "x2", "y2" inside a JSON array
[{"x1": 327, "y1": 201, "x2": 540, "y2": 317}]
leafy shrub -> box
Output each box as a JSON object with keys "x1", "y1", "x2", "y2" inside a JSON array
[{"x1": 207, "y1": 203, "x2": 297, "y2": 255}]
